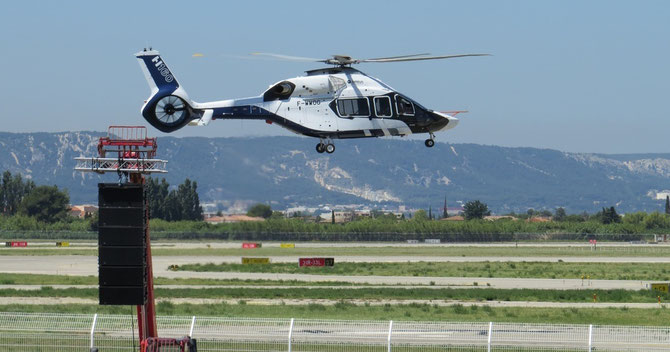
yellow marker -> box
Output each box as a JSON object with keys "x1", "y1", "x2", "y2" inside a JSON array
[
  {"x1": 192, "y1": 53, "x2": 204, "y2": 58},
  {"x1": 650, "y1": 283, "x2": 669, "y2": 293},
  {"x1": 280, "y1": 243, "x2": 295, "y2": 248},
  {"x1": 242, "y1": 257, "x2": 270, "y2": 264}
]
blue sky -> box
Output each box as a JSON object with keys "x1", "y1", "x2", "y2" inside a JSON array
[{"x1": 0, "y1": 0, "x2": 668, "y2": 153}]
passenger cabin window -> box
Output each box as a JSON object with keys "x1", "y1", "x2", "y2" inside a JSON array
[
  {"x1": 337, "y1": 98, "x2": 370, "y2": 117},
  {"x1": 396, "y1": 95, "x2": 415, "y2": 116},
  {"x1": 374, "y1": 97, "x2": 392, "y2": 117}
]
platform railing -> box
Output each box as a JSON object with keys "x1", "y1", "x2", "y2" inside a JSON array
[
  {"x1": 74, "y1": 157, "x2": 168, "y2": 174},
  {"x1": 1, "y1": 312, "x2": 669, "y2": 351}
]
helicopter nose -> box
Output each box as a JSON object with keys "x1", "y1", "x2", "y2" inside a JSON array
[{"x1": 432, "y1": 111, "x2": 459, "y2": 130}]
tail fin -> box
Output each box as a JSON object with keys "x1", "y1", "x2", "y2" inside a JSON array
[
  {"x1": 135, "y1": 49, "x2": 196, "y2": 132},
  {"x1": 136, "y1": 49, "x2": 182, "y2": 93}
]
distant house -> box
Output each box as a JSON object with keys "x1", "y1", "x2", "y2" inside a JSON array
[
  {"x1": 442, "y1": 215, "x2": 465, "y2": 221},
  {"x1": 354, "y1": 210, "x2": 371, "y2": 218},
  {"x1": 69, "y1": 205, "x2": 98, "y2": 218},
  {"x1": 205, "y1": 215, "x2": 265, "y2": 224}
]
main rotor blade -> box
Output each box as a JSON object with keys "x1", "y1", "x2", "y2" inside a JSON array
[
  {"x1": 250, "y1": 52, "x2": 326, "y2": 62},
  {"x1": 365, "y1": 53, "x2": 431, "y2": 61},
  {"x1": 362, "y1": 54, "x2": 491, "y2": 63}
]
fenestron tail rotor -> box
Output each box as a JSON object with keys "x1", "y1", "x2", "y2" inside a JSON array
[{"x1": 155, "y1": 95, "x2": 187, "y2": 126}]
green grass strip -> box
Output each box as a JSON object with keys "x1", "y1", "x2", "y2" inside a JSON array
[
  {"x1": 1, "y1": 287, "x2": 668, "y2": 304},
  {"x1": 1, "y1": 303, "x2": 668, "y2": 326},
  {"x1": 3, "y1": 245, "x2": 670, "y2": 257},
  {"x1": 0, "y1": 273, "x2": 359, "y2": 286},
  {"x1": 178, "y1": 261, "x2": 670, "y2": 281}
]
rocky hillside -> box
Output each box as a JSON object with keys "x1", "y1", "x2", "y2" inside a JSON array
[{"x1": 1, "y1": 131, "x2": 669, "y2": 213}]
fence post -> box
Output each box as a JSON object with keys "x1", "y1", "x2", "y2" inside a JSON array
[
  {"x1": 288, "y1": 318, "x2": 295, "y2": 352},
  {"x1": 89, "y1": 313, "x2": 98, "y2": 351},
  {"x1": 387, "y1": 320, "x2": 394, "y2": 352},
  {"x1": 487, "y1": 322, "x2": 493, "y2": 352},
  {"x1": 189, "y1": 316, "x2": 196, "y2": 337},
  {"x1": 588, "y1": 324, "x2": 593, "y2": 352}
]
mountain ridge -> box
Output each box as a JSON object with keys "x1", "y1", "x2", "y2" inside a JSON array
[{"x1": 1, "y1": 131, "x2": 669, "y2": 213}]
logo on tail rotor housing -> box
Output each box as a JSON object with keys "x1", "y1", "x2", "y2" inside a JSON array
[{"x1": 151, "y1": 56, "x2": 174, "y2": 83}]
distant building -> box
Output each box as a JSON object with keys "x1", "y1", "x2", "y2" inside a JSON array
[
  {"x1": 205, "y1": 214, "x2": 265, "y2": 224},
  {"x1": 442, "y1": 215, "x2": 465, "y2": 221},
  {"x1": 355, "y1": 209, "x2": 371, "y2": 218},
  {"x1": 319, "y1": 211, "x2": 354, "y2": 223},
  {"x1": 69, "y1": 205, "x2": 98, "y2": 218}
]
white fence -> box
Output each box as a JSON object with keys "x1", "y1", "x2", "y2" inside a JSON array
[{"x1": 1, "y1": 312, "x2": 669, "y2": 351}]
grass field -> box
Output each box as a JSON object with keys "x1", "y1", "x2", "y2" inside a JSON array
[
  {"x1": 0, "y1": 273, "x2": 360, "y2": 286},
  {"x1": 0, "y1": 286, "x2": 668, "y2": 304},
  {"x1": 1, "y1": 302, "x2": 667, "y2": 326},
  {"x1": 2, "y1": 245, "x2": 670, "y2": 257},
  {"x1": 177, "y1": 261, "x2": 670, "y2": 280}
]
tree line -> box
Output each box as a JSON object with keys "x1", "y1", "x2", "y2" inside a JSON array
[
  {"x1": 1, "y1": 171, "x2": 70, "y2": 223},
  {"x1": 145, "y1": 177, "x2": 203, "y2": 221},
  {"x1": 0, "y1": 171, "x2": 203, "y2": 229}
]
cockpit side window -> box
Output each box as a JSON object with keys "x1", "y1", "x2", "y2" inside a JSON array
[
  {"x1": 395, "y1": 95, "x2": 415, "y2": 116},
  {"x1": 374, "y1": 96, "x2": 392, "y2": 118},
  {"x1": 336, "y1": 98, "x2": 370, "y2": 117}
]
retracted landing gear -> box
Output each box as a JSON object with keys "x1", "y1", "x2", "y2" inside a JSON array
[
  {"x1": 425, "y1": 132, "x2": 435, "y2": 148},
  {"x1": 316, "y1": 138, "x2": 335, "y2": 154}
]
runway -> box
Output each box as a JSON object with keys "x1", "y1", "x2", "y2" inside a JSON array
[{"x1": 0, "y1": 255, "x2": 654, "y2": 290}]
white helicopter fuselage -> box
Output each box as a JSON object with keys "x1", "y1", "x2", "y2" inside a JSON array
[{"x1": 136, "y1": 50, "x2": 460, "y2": 151}]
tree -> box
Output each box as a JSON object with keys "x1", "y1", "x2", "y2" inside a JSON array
[
  {"x1": 1, "y1": 171, "x2": 35, "y2": 215},
  {"x1": 247, "y1": 203, "x2": 273, "y2": 219},
  {"x1": 331, "y1": 210, "x2": 335, "y2": 224},
  {"x1": 413, "y1": 209, "x2": 428, "y2": 221},
  {"x1": 554, "y1": 207, "x2": 567, "y2": 221},
  {"x1": 442, "y1": 196, "x2": 448, "y2": 219},
  {"x1": 428, "y1": 206, "x2": 433, "y2": 220},
  {"x1": 623, "y1": 211, "x2": 646, "y2": 225},
  {"x1": 665, "y1": 196, "x2": 670, "y2": 215},
  {"x1": 145, "y1": 177, "x2": 169, "y2": 219},
  {"x1": 463, "y1": 200, "x2": 490, "y2": 220},
  {"x1": 145, "y1": 177, "x2": 203, "y2": 221},
  {"x1": 598, "y1": 206, "x2": 621, "y2": 224},
  {"x1": 643, "y1": 212, "x2": 669, "y2": 229},
  {"x1": 18, "y1": 185, "x2": 69, "y2": 223},
  {"x1": 177, "y1": 179, "x2": 203, "y2": 221}
]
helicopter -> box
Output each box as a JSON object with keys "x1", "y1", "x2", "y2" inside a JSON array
[{"x1": 135, "y1": 49, "x2": 487, "y2": 153}]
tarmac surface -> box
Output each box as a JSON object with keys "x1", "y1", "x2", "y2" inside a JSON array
[{"x1": 0, "y1": 255, "x2": 654, "y2": 290}]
